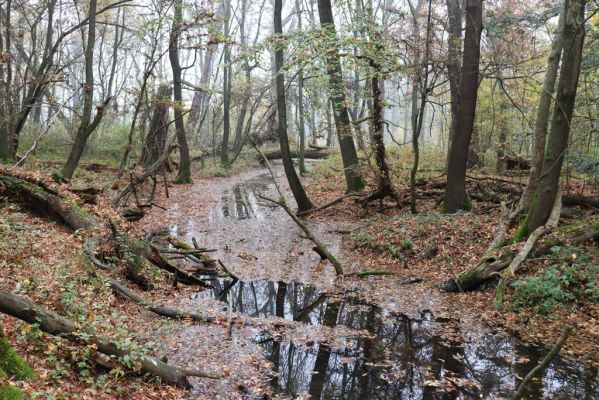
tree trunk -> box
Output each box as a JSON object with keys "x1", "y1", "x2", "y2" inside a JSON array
[
  {"x1": 140, "y1": 85, "x2": 173, "y2": 170},
  {"x1": 62, "y1": 0, "x2": 99, "y2": 180},
  {"x1": 296, "y1": 0, "x2": 307, "y2": 175},
  {"x1": 445, "y1": 0, "x2": 462, "y2": 171},
  {"x1": 169, "y1": 0, "x2": 192, "y2": 184},
  {"x1": 519, "y1": 0, "x2": 567, "y2": 210},
  {"x1": 317, "y1": 0, "x2": 365, "y2": 193},
  {"x1": 443, "y1": 0, "x2": 482, "y2": 213},
  {"x1": 522, "y1": 0, "x2": 585, "y2": 236},
  {"x1": 220, "y1": 0, "x2": 232, "y2": 165},
  {"x1": 274, "y1": 0, "x2": 313, "y2": 213},
  {"x1": 0, "y1": 288, "x2": 205, "y2": 388}
]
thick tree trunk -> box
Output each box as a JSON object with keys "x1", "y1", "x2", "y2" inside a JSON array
[
  {"x1": 317, "y1": 0, "x2": 365, "y2": 193},
  {"x1": 274, "y1": 0, "x2": 313, "y2": 213},
  {"x1": 522, "y1": 0, "x2": 585, "y2": 236},
  {"x1": 0, "y1": 173, "x2": 97, "y2": 230},
  {"x1": 221, "y1": 0, "x2": 232, "y2": 165},
  {"x1": 445, "y1": 0, "x2": 462, "y2": 170},
  {"x1": 443, "y1": 0, "x2": 482, "y2": 213},
  {"x1": 140, "y1": 85, "x2": 173, "y2": 170},
  {"x1": 169, "y1": 0, "x2": 192, "y2": 184}
]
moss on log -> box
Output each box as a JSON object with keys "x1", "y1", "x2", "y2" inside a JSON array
[{"x1": 0, "y1": 173, "x2": 97, "y2": 230}]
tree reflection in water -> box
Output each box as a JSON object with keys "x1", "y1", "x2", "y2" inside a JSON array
[
  {"x1": 219, "y1": 174, "x2": 273, "y2": 220},
  {"x1": 193, "y1": 279, "x2": 598, "y2": 399}
]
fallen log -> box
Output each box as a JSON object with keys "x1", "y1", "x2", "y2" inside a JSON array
[
  {"x1": 439, "y1": 195, "x2": 561, "y2": 293},
  {"x1": 495, "y1": 193, "x2": 562, "y2": 306},
  {"x1": 0, "y1": 288, "x2": 218, "y2": 387},
  {"x1": 0, "y1": 172, "x2": 97, "y2": 231},
  {"x1": 562, "y1": 194, "x2": 599, "y2": 209},
  {"x1": 257, "y1": 147, "x2": 332, "y2": 161},
  {"x1": 438, "y1": 250, "x2": 514, "y2": 292}
]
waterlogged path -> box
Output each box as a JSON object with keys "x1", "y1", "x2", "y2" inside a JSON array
[{"x1": 140, "y1": 166, "x2": 597, "y2": 399}]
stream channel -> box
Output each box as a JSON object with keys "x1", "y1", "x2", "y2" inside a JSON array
[{"x1": 153, "y1": 166, "x2": 597, "y2": 399}]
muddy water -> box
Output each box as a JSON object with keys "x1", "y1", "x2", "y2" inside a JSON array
[{"x1": 158, "y1": 167, "x2": 597, "y2": 399}]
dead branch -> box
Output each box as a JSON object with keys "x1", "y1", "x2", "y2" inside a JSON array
[
  {"x1": 109, "y1": 279, "x2": 215, "y2": 324},
  {"x1": 112, "y1": 134, "x2": 177, "y2": 207},
  {"x1": 297, "y1": 192, "x2": 361, "y2": 216},
  {"x1": 258, "y1": 194, "x2": 344, "y2": 275},
  {"x1": 511, "y1": 325, "x2": 572, "y2": 400},
  {"x1": 495, "y1": 192, "x2": 562, "y2": 306}
]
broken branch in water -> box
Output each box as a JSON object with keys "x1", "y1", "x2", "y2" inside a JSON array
[
  {"x1": 258, "y1": 194, "x2": 344, "y2": 275},
  {"x1": 109, "y1": 279, "x2": 215, "y2": 325},
  {"x1": 511, "y1": 325, "x2": 572, "y2": 400},
  {"x1": 217, "y1": 259, "x2": 240, "y2": 281},
  {"x1": 346, "y1": 270, "x2": 398, "y2": 277},
  {"x1": 248, "y1": 136, "x2": 344, "y2": 275}
]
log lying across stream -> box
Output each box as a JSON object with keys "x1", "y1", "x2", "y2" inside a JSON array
[{"x1": 258, "y1": 147, "x2": 332, "y2": 161}]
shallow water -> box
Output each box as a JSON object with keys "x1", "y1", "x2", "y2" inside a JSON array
[
  {"x1": 159, "y1": 168, "x2": 597, "y2": 399},
  {"x1": 193, "y1": 277, "x2": 597, "y2": 399}
]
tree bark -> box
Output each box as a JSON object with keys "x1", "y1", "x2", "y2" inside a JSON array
[
  {"x1": 62, "y1": 0, "x2": 100, "y2": 180},
  {"x1": 274, "y1": 0, "x2": 313, "y2": 212},
  {"x1": 519, "y1": 0, "x2": 567, "y2": 210},
  {"x1": 317, "y1": 0, "x2": 365, "y2": 193},
  {"x1": 0, "y1": 288, "x2": 217, "y2": 388},
  {"x1": 523, "y1": 0, "x2": 585, "y2": 235},
  {"x1": 140, "y1": 85, "x2": 173, "y2": 170},
  {"x1": 443, "y1": 0, "x2": 482, "y2": 213},
  {"x1": 220, "y1": 0, "x2": 232, "y2": 165},
  {"x1": 169, "y1": 0, "x2": 192, "y2": 183},
  {"x1": 445, "y1": 0, "x2": 462, "y2": 167}
]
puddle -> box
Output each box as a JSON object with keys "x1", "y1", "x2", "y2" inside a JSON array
[
  {"x1": 217, "y1": 174, "x2": 274, "y2": 220},
  {"x1": 193, "y1": 279, "x2": 598, "y2": 399}
]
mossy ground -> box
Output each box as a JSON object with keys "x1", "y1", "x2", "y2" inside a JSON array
[
  {"x1": 0, "y1": 326, "x2": 33, "y2": 400},
  {"x1": 0, "y1": 385, "x2": 24, "y2": 400},
  {"x1": 0, "y1": 326, "x2": 35, "y2": 381}
]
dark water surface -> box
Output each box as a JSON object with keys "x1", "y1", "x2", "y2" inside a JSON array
[{"x1": 193, "y1": 278, "x2": 598, "y2": 399}]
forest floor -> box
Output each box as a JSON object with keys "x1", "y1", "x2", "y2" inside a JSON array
[{"x1": 0, "y1": 153, "x2": 597, "y2": 399}]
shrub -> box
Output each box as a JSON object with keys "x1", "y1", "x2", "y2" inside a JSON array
[{"x1": 511, "y1": 253, "x2": 599, "y2": 314}]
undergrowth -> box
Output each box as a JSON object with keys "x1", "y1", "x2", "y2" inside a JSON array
[{"x1": 511, "y1": 248, "x2": 599, "y2": 315}]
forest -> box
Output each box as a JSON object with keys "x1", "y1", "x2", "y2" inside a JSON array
[{"x1": 0, "y1": 0, "x2": 597, "y2": 398}]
